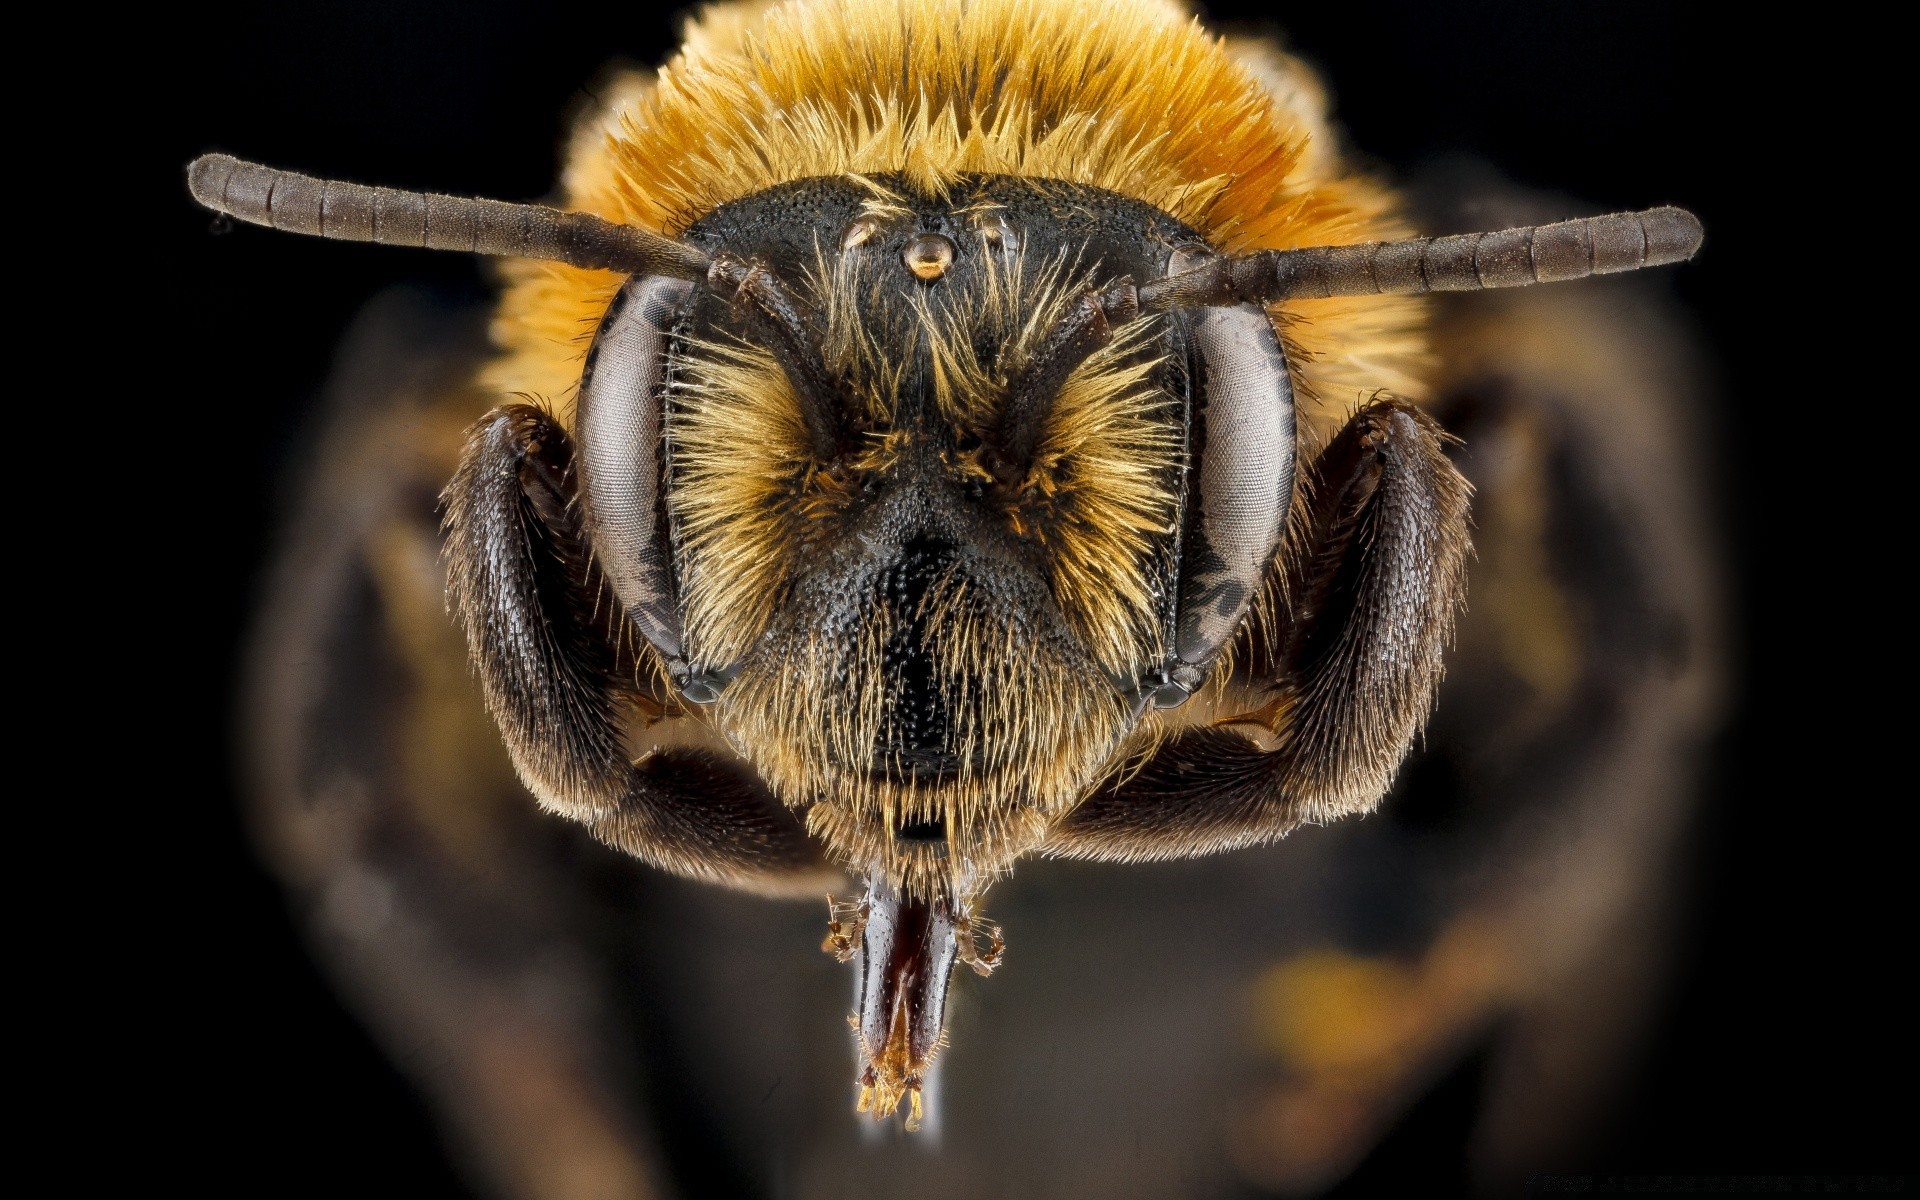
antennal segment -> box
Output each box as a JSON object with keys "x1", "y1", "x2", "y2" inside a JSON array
[
  {"x1": 1136, "y1": 206, "x2": 1702, "y2": 312},
  {"x1": 187, "y1": 153, "x2": 710, "y2": 279}
]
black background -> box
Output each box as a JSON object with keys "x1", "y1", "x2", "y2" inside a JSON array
[{"x1": 106, "y1": 1, "x2": 1902, "y2": 1193}]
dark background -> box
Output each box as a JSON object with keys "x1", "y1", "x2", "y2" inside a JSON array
[{"x1": 112, "y1": 0, "x2": 1901, "y2": 1193}]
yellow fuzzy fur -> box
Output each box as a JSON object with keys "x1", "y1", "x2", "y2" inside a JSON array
[
  {"x1": 671, "y1": 245, "x2": 1178, "y2": 680},
  {"x1": 481, "y1": 0, "x2": 1430, "y2": 433}
]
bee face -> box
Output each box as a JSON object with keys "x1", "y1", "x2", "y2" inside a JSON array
[{"x1": 618, "y1": 176, "x2": 1210, "y2": 886}]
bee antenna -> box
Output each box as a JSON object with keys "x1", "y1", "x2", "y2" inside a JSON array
[
  {"x1": 984, "y1": 206, "x2": 1699, "y2": 472},
  {"x1": 1134, "y1": 205, "x2": 1702, "y2": 312},
  {"x1": 187, "y1": 153, "x2": 711, "y2": 279}
]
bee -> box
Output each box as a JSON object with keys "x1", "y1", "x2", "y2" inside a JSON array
[{"x1": 198, "y1": 0, "x2": 1704, "y2": 1160}]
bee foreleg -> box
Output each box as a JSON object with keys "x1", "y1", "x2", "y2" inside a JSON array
[
  {"x1": 444, "y1": 403, "x2": 833, "y2": 892},
  {"x1": 1047, "y1": 399, "x2": 1471, "y2": 860}
]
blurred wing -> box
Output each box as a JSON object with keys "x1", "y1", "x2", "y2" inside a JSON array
[
  {"x1": 1232, "y1": 174, "x2": 1727, "y2": 1193},
  {"x1": 242, "y1": 291, "x2": 673, "y2": 1200}
]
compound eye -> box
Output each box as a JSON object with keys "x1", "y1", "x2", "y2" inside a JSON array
[
  {"x1": 576, "y1": 274, "x2": 703, "y2": 682},
  {"x1": 1167, "y1": 247, "x2": 1295, "y2": 682}
]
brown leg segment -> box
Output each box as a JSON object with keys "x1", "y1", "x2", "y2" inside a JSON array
[
  {"x1": 1047, "y1": 399, "x2": 1471, "y2": 861},
  {"x1": 443, "y1": 403, "x2": 832, "y2": 891}
]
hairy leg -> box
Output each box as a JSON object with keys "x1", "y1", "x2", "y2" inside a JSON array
[
  {"x1": 1048, "y1": 399, "x2": 1471, "y2": 861},
  {"x1": 443, "y1": 403, "x2": 832, "y2": 891}
]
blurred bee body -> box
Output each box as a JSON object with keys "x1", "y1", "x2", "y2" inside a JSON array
[{"x1": 205, "y1": 0, "x2": 1714, "y2": 1191}]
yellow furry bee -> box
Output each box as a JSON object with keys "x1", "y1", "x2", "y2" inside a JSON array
[{"x1": 196, "y1": 0, "x2": 1702, "y2": 1151}]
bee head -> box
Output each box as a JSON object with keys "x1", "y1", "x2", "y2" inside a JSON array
[
  {"x1": 191, "y1": 150, "x2": 1693, "y2": 901},
  {"x1": 602, "y1": 176, "x2": 1257, "y2": 892}
]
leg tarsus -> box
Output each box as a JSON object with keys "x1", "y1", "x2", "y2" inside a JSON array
[
  {"x1": 822, "y1": 893, "x2": 868, "y2": 962},
  {"x1": 957, "y1": 915, "x2": 1005, "y2": 977}
]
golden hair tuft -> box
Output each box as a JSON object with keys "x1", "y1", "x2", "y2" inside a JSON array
[{"x1": 482, "y1": 0, "x2": 1430, "y2": 436}]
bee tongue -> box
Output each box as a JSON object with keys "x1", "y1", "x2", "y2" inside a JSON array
[{"x1": 851, "y1": 879, "x2": 959, "y2": 1129}]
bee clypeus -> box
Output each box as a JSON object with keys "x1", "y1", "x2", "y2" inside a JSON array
[{"x1": 196, "y1": 0, "x2": 1699, "y2": 1133}]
